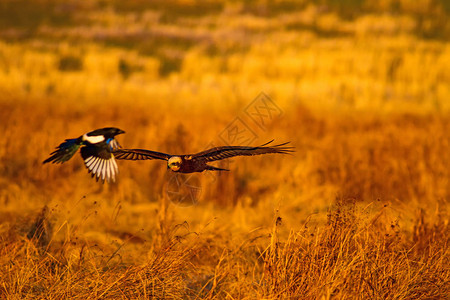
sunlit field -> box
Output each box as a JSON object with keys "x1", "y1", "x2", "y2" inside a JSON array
[{"x1": 0, "y1": 0, "x2": 449, "y2": 298}]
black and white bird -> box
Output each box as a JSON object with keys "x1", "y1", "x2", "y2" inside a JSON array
[
  {"x1": 114, "y1": 140, "x2": 294, "y2": 173},
  {"x1": 43, "y1": 127, "x2": 125, "y2": 183}
]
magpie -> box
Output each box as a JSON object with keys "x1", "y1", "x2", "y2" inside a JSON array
[{"x1": 43, "y1": 127, "x2": 125, "y2": 183}]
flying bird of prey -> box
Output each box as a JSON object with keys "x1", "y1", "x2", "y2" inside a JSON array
[
  {"x1": 43, "y1": 127, "x2": 125, "y2": 183},
  {"x1": 113, "y1": 140, "x2": 294, "y2": 173}
]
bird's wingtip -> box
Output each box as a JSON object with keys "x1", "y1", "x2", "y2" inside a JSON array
[{"x1": 259, "y1": 139, "x2": 275, "y2": 147}]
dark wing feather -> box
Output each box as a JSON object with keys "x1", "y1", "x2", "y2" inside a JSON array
[
  {"x1": 192, "y1": 141, "x2": 294, "y2": 162},
  {"x1": 113, "y1": 149, "x2": 171, "y2": 161}
]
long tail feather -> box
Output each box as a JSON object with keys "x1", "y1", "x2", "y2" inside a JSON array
[
  {"x1": 43, "y1": 139, "x2": 81, "y2": 164},
  {"x1": 205, "y1": 165, "x2": 230, "y2": 171}
]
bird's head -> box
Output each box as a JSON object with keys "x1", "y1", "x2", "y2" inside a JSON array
[
  {"x1": 86, "y1": 127, "x2": 125, "y2": 140},
  {"x1": 168, "y1": 156, "x2": 182, "y2": 172},
  {"x1": 110, "y1": 128, "x2": 125, "y2": 137}
]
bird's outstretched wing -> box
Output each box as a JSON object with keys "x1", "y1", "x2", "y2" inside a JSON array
[
  {"x1": 192, "y1": 140, "x2": 294, "y2": 162},
  {"x1": 81, "y1": 145, "x2": 118, "y2": 183},
  {"x1": 113, "y1": 149, "x2": 171, "y2": 161}
]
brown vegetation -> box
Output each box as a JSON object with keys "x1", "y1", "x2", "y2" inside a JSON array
[{"x1": 0, "y1": 0, "x2": 449, "y2": 299}]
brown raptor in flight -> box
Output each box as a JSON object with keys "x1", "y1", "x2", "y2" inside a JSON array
[{"x1": 114, "y1": 140, "x2": 294, "y2": 173}]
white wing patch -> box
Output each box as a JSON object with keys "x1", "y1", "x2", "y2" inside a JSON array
[
  {"x1": 84, "y1": 155, "x2": 119, "y2": 183},
  {"x1": 82, "y1": 134, "x2": 105, "y2": 144}
]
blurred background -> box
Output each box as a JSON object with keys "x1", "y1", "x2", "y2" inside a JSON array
[{"x1": 0, "y1": 0, "x2": 449, "y2": 298}]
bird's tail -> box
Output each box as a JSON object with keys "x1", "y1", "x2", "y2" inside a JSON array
[
  {"x1": 43, "y1": 138, "x2": 81, "y2": 164},
  {"x1": 205, "y1": 164, "x2": 230, "y2": 172}
]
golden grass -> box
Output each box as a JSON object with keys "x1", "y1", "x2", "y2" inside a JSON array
[{"x1": 1, "y1": 1, "x2": 449, "y2": 299}]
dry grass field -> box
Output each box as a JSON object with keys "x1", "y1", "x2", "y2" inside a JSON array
[{"x1": 0, "y1": 0, "x2": 449, "y2": 298}]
